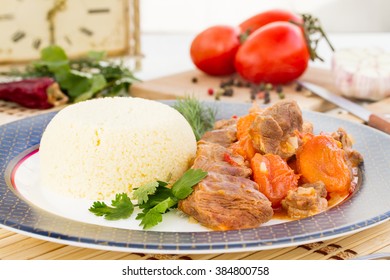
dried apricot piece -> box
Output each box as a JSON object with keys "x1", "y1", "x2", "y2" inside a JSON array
[
  {"x1": 296, "y1": 134, "x2": 352, "y2": 194},
  {"x1": 251, "y1": 153, "x2": 299, "y2": 208},
  {"x1": 236, "y1": 112, "x2": 258, "y2": 140},
  {"x1": 231, "y1": 134, "x2": 257, "y2": 161}
]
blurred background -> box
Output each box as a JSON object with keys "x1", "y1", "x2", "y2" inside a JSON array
[
  {"x1": 137, "y1": 0, "x2": 390, "y2": 80},
  {"x1": 1, "y1": 0, "x2": 389, "y2": 80},
  {"x1": 140, "y1": 0, "x2": 390, "y2": 33}
]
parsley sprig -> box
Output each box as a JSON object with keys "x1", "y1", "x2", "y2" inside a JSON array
[
  {"x1": 89, "y1": 169, "x2": 207, "y2": 229},
  {"x1": 89, "y1": 193, "x2": 134, "y2": 221}
]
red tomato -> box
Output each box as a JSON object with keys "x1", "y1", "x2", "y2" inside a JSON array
[
  {"x1": 235, "y1": 22, "x2": 310, "y2": 84},
  {"x1": 239, "y1": 9, "x2": 303, "y2": 35},
  {"x1": 190, "y1": 25, "x2": 240, "y2": 76}
]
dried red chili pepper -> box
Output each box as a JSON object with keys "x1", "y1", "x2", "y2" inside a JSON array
[{"x1": 0, "y1": 77, "x2": 68, "y2": 109}]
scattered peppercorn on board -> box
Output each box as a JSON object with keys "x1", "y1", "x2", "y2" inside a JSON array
[{"x1": 131, "y1": 67, "x2": 337, "y2": 112}]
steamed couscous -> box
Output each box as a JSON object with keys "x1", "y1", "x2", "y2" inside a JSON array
[{"x1": 39, "y1": 97, "x2": 197, "y2": 200}]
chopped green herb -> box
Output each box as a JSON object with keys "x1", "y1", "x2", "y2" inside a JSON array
[
  {"x1": 171, "y1": 168, "x2": 208, "y2": 200},
  {"x1": 135, "y1": 168, "x2": 207, "y2": 229},
  {"x1": 88, "y1": 193, "x2": 134, "y2": 220},
  {"x1": 89, "y1": 169, "x2": 208, "y2": 229},
  {"x1": 133, "y1": 181, "x2": 159, "y2": 205},
  {"x1": 137, "y1": 197, "x2": 178, "y2": 229},
  {"x1": 138, "y1": 185, "x2": 174, "y2": 210}
]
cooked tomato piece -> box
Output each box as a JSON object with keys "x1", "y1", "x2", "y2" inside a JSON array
[
  {"x1": 251, "y1": 153, "x2": 299, "y2": 208},
  {"x1": 296, "y1": 134, "x2": 352, "y2": 194}
]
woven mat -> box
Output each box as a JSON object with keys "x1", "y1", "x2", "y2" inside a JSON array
[
  {"x1": 0, "y1": 98, "x2": 389, "y2": 260},
  {"x1": 1, "y1": 221, "x2": 389, "y2": 260}
]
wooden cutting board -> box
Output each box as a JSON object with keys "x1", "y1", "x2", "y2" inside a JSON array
[{"x1": 131, "y1": 67, "x2": 337, "y2": 112}]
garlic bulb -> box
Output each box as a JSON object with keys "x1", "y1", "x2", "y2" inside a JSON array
[{"x1": 332, "y1": 48, "x2": 390, "y2": 101}]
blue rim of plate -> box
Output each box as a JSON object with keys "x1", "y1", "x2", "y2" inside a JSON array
[{"x1": 0, "y1": 100, "x2": 390, "y2": 254}]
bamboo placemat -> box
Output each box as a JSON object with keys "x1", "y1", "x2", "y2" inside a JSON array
[
  {"x1": 0, "y1": 95, "x2": 389, "y2": 260},
  {"x1": 1, "y1": 221, "x2": 389, "y2": 260}
]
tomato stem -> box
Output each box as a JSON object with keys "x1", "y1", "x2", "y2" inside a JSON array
[
  {"x1": 238, "y1": 30, "x2": 251, "y2": 43},
  {"x1": 291, "y1": 14, "x2": 335, "y2": 62}
]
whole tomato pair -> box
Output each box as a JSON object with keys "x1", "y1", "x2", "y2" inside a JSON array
[{"x1": 190, "y1": 9, "x2": 331, "y2": 84}]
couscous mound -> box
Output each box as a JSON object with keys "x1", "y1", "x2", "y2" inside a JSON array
[{"x1": 39, "y1": 97, "x2": 197, "y2": 200}]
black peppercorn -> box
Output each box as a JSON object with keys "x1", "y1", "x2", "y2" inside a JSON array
[
  {"x1": 222, "y1": 87, "x2": 234, "y2": 97},
  {"x1": 263, "y1": 91, "x2": 271, "y2": 104},
  {"x1": 295, "y1": 83, "x2": 303, "y2": 92}
]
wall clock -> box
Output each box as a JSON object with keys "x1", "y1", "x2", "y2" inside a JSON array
[{"x1": 0, "y1": 0, "x2": 134, "y2": 64}]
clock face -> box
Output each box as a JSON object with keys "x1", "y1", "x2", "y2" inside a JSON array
[
  {"x1": 54, "y1": 0, "x2": 129, "y2": 57},
  {"x1": 0, "y1": 0, "x2": 52, "y2": 62},
  {"x1": 0, "y1": 0, "x2": 130, "y2": 63}
]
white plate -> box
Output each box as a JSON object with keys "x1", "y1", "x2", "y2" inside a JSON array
[{"x1": 1, "y1": 101, "x2": 390, "y2": 254}]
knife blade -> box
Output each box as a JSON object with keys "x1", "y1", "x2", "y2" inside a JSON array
[{"x1": 298, "y1": 81, "x2": 390, "y2": 135}]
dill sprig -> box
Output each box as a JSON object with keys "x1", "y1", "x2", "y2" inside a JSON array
[{"x1": 173, "y1": 96, "x2": 216, "y2": 141}]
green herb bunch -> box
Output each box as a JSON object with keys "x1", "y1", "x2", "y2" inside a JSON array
[
  {"x1": 5, "y1": 45, "x2": 139, "y2": 103},
  {"x1": 89, "y1": 169, "x2": 207, "y2": 229}
]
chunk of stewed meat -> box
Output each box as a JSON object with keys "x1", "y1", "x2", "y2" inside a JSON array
[
  {"x1": 200, "y1": 123, "x2": 237, "y2": 147},
  {"x1": 331, "y1": 127, "x2": 363, "y2": 167},
  {"x1": 249, "y1": 100, "x2": 303, "y2": 159},
  {"x1": 192, "y1": 141, "x2": 251, "y2": 178},
  {"x1": 281, "y1": 181, "x2": 328, "y2": 219},
  {"x1": 213, "y1": 118, "x2": 237, "y2": 129},
  {"x1": 179, "y1": 172, "x2": 273, "y2": 230}
]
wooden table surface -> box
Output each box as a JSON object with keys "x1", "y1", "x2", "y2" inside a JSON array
[{"x1": 0, "y1": 67, "x2": 389, "y2": 260}]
